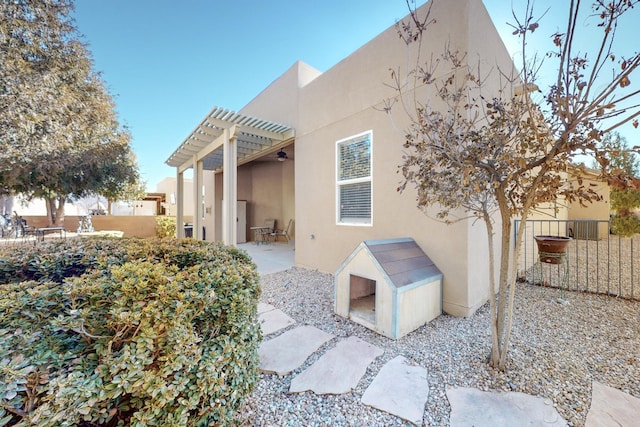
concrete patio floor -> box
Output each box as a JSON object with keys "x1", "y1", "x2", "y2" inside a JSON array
[{"x1": 238, "y1": 240, "x2": 295, "y2": 275}]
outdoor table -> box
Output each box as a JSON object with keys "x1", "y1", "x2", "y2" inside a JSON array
[
  {"x1": 34, "y1": 227, "x2": 66, "y2": 242},
  {"x1": 250, "y1": 226, "x2": 272, "y2": 245}
]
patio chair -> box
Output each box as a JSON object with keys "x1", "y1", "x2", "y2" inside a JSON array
[
  {"x1": 18, "y1": 218, "x2": 33, "y2": 240},
  {"x1": 271, "y1": 219, "x2": 293, "y2": 242},
  {"x1": 10, "y1": 214, "x2": 32, "y2": 240}
]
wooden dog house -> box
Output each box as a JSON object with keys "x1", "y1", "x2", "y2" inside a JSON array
[{"x1": 334, "y1": 238, "x2": 442, "y2": 339}]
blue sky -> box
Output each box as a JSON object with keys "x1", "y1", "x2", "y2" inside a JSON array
[{"x1": 72, "y1": 1, "x2": 638, "y2": 190}]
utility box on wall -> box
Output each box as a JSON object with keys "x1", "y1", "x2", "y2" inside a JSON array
[{"x1": 334, "y1": 238, "x2": 442, "y2": 340}]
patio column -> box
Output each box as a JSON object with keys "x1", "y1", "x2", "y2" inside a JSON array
[
  {"x1": 203, "y1": 170, "x2": 215, "y2": 241},
  {"x1": 176, "y1": 169, "x2": 184, "y2": 238},
  {"x1": 222, "y1": 126, "x2": 238, "y2": 245},
  {"x1": 193, "y1": 155, "x2": 204, "y2": 240}
]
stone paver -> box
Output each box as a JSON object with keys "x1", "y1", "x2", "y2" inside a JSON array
[
  {"x1": 585, "y1": 381, "x2": 640, "y2": 427},
  {"x1": 256, "y1": 304, "x2": 632, "y2": 425},
  {"x1": 289, "y1": 336, "x2": 383, "y2": 394},
  {"x1": 257, "y1": 302, "x2": 275, "y2": 314},
  {"x1": 361, "y1": 356, "x2": 429, "y2": 426},
  {"x1": 259, "y1": 325, "x2": 334, "y2": 375},
  {"x1": 259, "y1": 308, "x2": 296, "y2": 336},
  {"x1": 447, "y1": 386, "x2": 567, "y2": 427}
]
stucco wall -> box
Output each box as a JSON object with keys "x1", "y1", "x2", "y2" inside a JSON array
[
  {"x1": 156, "y1": 177, "x2": 194, "y2": 217},
  {"x1": 293, "y1": 0, "x2": 507, "y2": 317},
  {"x1": 568, "y1": 174, "x2": 610, "y2": 221},
  {"x1": 22, "y1": 215, "x2": 157, "y2": 238},
  {"x1": 240, "y1": 61, "x2": 321, "y2": 128},
  {"x1": 188, "y1": 0, "x2": 515, "y2": 317}
]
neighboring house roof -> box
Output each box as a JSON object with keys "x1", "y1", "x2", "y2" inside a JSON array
[
  {"x1": 570, "y1": 163, "x2": 640, "y2": 190},
  {"x1": 569, "y1": 163, "x2": 605, "y2": 179},
  {"x1": 337, "y1": 238, "x2": 442, "y2": 289}
]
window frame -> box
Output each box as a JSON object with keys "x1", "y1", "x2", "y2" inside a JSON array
[{"x1": 335, "y1": 130, "x2": 373, "y2": 226}]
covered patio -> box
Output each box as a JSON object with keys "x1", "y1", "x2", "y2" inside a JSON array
[
  {"x1": 238, "y1": 240, "x2": 295, "y2": 275},
  {"x1": 166, "y1": 106, "x2": 295, "y2": 245}
]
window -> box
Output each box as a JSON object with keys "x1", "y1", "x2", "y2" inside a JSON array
[{"x1": 336, "y1": 131, "x2": 372, "y2": 225}]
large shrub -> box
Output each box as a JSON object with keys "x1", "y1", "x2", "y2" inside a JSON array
[
  {"x1": 0, "y1": 237, "x2": 260, "y2": 426},
  {"x1": 611, "y1": 213, "x2": 640, "y2": 237},
  {"x1": 610, "y1": 188, "x2": 640, "y2": 237},
  {"x1": 155, "y1": 216, "x2": 177, "y2": 238}
]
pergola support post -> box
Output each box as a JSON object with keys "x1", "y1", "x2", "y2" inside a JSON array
[
  {"x1": 176, "y1": 169, "x2": 184, "y2": 238},
  {"x1": 194, "y1": 155, "x2": 203, "y2": 240},
  {"x1": 222, "y1": 126, "x2": 238, "y2": 245}
]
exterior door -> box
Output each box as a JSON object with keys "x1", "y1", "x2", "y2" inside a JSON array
[{"x1": 237, "y1": 200, "x2": 247, "y2": 243}]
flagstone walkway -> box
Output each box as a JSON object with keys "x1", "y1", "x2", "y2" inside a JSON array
[{"x1": 257, "y1": 303, "x2": 640, "y2": 425}]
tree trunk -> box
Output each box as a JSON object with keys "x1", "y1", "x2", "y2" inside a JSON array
[
  {"x1": 498, "y1": 209, "x2": 529, "y2": 369},
  {"x1": 45, "y1": 196, "x2": 66, "y2": 227},
  {"x1": 488, "y1": 187, "x2": 513, "y2": 368},
  {"x1": 55, "y1": 196, "x2": 65, "y2": 227},
  {"x1": 46, "y1": 197, "x2": 56, "y2": 227},
  {"x1": 483, "y1": 210, "x2": 500, "y2": 365}
]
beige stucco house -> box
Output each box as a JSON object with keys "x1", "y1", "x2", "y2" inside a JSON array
[
  {"x1": 567, "y1": 167, "x2": 611, "y2": 239},
  {"x1": 166, "y1": 0, "x2": 523, "y2": 317},
  {"x1": 522, "y1": 166, "x2": 611, "y2": 236},
  {"x1": 156, "y1": 177, "x2": 195, "y2": 219}
]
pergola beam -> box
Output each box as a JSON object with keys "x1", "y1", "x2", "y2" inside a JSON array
[
  {"x1": 205, "y1": 117, "x2": 288, "y2": 141},
  {"x1": 176, "y1": 169, "x2": 185, "y2": 238}
]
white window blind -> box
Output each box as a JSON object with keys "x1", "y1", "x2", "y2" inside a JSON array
[{"x1": 337, "y1": 131, "x2": 372, "y2": 225}]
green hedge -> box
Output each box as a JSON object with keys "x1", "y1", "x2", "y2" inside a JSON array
[
  {"x1": 155, "y1": 216, "x2": 177, "y2": 238},
  {"x1": 0, "y1": 237, "x2": 261, "y2": 426},
  {"x1": 611, "y1": 213, "x2": 640, "y2": 237}
]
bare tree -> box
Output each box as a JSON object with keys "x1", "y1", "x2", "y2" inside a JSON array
[{"x1": 393, "y1": 0, "x2": 640, "y2": 369}]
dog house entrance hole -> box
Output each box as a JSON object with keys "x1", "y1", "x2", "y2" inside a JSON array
[{"x1": 349, "y1": 274, "x2": 376, "y2": 324}]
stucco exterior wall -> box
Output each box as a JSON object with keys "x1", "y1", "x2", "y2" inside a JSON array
[
  {"x1": 156, "y1": 177, "x2": 194, "y2": 217},
  {"x1": 22, "y1": 215, "x2": 157, "y2": 238},
  {"x1": 293, "y1": 0, "x2": 508, "y2": 317},
  {"x1": 568, "y1": 174, "x2": 611, "y2": 222},
  {"x1": 240, "y1": 61, "x2": 321, "y2": 128},
  {"x1": 184, "y1": 0, "x2": 514, "y2": 317}
]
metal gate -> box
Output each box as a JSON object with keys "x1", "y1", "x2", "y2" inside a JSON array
[{"x1": 514, "y1": 219, "x2": 638, "y2": 300}]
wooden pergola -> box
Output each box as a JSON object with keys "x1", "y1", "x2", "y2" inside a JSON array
[{"x1": 165, "y1": 106, "x2": 294, "y2": 244}]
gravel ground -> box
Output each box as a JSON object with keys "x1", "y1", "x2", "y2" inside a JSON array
[{"x1": 237, "y1": 267, "x2": 640, "y2": 427}]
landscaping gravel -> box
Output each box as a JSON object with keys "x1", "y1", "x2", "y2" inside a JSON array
[{"x1": 237, "y1": 267, "x2": 640, "y2": 426}]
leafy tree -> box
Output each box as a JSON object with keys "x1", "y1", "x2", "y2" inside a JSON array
[
  {"x1": 610, "y1": 189, "x2": 640, "y2": 235},
  {"x1": 0, "y1": 0, "x2": 140, "y2": 226},
  {"x1": 597, "y1": 132, "x2": 640, "y2": 235},
  {"x1": 598, "y1": 131, "x2": 639, "y2": 176},
  {"x1": 393, "y1": 0, "x2": 640, "y2": 369}
]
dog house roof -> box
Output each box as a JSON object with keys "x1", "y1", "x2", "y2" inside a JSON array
[{"x1": 337, "y1": 238, "x2": 442, "y2": 289}]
